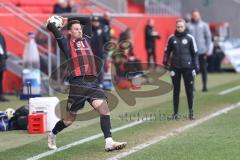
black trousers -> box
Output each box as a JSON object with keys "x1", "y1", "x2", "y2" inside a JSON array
[
  {"x1": 147, "y1": 49, "x2": 156, "y2": 68},
  {"x1": 199, "y1": 54, "x2": 208, "y2": 90},
  {"x1": 0, "y1": 71, "x2": 3, "y2": 96},
  {"x1": 171, "y1": 68, "x2": 194, "y2": 115}
]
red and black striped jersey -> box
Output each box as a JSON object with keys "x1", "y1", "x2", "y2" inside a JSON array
[
  {"x1": 47, "y1": 17, "x2": 101, "y2": 79},
  {"x1": 69, "y1": 38, "x2": 97, "y2": 77}
]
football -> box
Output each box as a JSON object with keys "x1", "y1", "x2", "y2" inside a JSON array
[
  {"x1": 47, "y1": 15, "x2": 64, "y2": 30},
  {"x1": 5, "y1": 108, "x2": 15, "y2": 120}
]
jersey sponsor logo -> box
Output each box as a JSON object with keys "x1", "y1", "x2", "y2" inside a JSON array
[
  {"x1": 76, "y1": 41, "x2": 85, "y2": 48},
  {"x1": 75, "y1": 48, "x2": 91, "y2": 51},
  {"x1": 76, "y1": 41, "x2": 90, "y2": 51}
]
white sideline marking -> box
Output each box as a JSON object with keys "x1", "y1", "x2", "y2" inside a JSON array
[
  {"x1": 107, "y1": 102, "x2": 240, "y2": 160},
  {"x1": 219, "y1": 85, "x2": 240, "y2": 95},
  {"x1": 26, "y1": 120, "x2": 146, "y2": 160}
]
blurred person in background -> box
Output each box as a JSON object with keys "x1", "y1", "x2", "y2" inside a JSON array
[
  {"x1": 69, "y1": 0, "x2": 79, "y2": 13},
  {"x1": 184, "y1": 13, "x2": 191, "y2": 24},
  {"x1": 102, "y1": 12, "x2": 112, "y2": 44},
  {"x1": 145, "y1": 18, "x2": 160, "y2": 69},
  {"x1": 207, "y1": 41, "x2": 225, "y2": 73},
  {"x1": 119, "y1": 28, "x2": 134, "y2": 56},
  {"x1": 53, "y1": 0, "x2": 71, "y2": 14},
  {"x1": 91, "y1": 16, "x2": 105, "y2": 87},
  {"x1": 99, "y1": 12, "x2": 112, "y2": 89},
  {"x1": 111, "y1": 53, "x2": 131, "y2": 90},
  {"x1": 111, "y1": 38, "x2": 144, "y2": 90},
  {"x1": 125, "y1": 51, "x2": 144, "y2": 89},
  {"x1": 188, "y1": 9, "x2": 212, "y2": 92},
  {"x1": 163, "y1": 19, "x2": 199, "y2": 120},
  {"x1": 0, "y1": 32, "x2": 8, "y2": 102},
  {"x1": 111, "y1": 33, "x2": 133, "y2": 90},
  {"x1": 119, "y1": 28, "x2": 131, "y2": 42},
  {"x1": 112, "y1": 53, "x2": 128, "y2": 79}
]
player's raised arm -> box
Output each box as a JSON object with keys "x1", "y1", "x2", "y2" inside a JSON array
[
  {"x1": 46, "y1": 15, "x2": 65, "y2": 38},
  {"x1": 46, "y1": 15, "x2": 70, "y2": 55}
]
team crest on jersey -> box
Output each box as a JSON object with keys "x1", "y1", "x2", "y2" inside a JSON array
[{"x1": 182, "y1": 39, "x2": 188, "y2": 45}]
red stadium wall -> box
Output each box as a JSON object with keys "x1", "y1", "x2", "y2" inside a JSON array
[
  {"x1": 2, "y1": 71, "x2": 22, "y2": 94},
  {"x1": 0, "y1": 14, "x2": 49, "y2": 94},
  {"x1": 0, "y1": 14, "x2": 177, "y2": 93},
  {"x1": 127, "y1": 0, "x2": 145, "y2": 13},
  {"x1": 113, "y1": 16, "x2": 178, "y2": 64}
]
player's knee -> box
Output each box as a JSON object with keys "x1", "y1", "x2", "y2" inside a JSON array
[
  {"x1": 99, "y1": 105, "x2": 110, "y2": 115},
  {"x1": 63, "y1": 114, "x2": 76, "y2": 126},
  {"x1": 101, "y1": 111, "x2": 110, "y2": 116},
  {"x1": 63, "y1": 120, "x2": 74, "y2": 126}
]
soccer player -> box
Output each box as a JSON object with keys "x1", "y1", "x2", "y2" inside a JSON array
[{"x1": 46, "y1": 16, "x2": 126, "y2": 151}]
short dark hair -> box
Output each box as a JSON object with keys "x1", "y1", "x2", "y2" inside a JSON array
[
  {"x1": 191, "y1": 8, "x2": 199, "y2": 14},
  {"x1": 67, "y1": 20, "x2": 81, "y2": 30}
]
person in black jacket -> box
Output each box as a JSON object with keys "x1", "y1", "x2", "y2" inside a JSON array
[
  {"x1": 91, "y1": 16, "x2": 105, "y2": 86},
  {"x1": 53, "y1": 0, "x2": 71, "y2": 14},
  {"x1": 0, "y1": 32, "x2": 8, "y2": 102},
  {"x1": 102, "y1": 12, "x2": 111, "y2": 44},
  {"x1": 145, "y1": 19, "x2": 160, "y2": 68},
  {"x1": 163, "y1": 18, "x2": 199, "y2": 120},
  {"x1": 46, "y1": 16, "x2": 126, "y2": 151}
]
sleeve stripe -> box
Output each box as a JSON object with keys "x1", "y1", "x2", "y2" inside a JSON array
[{"x1": 187, "y1": 34, "x2": 198, "y2": 53}]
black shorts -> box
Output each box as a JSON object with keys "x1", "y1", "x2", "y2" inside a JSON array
[{"x1": 67, "y1": 76, "x2": 107, "y2": 113}]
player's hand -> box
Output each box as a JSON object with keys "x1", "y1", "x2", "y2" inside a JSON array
[
  {"x1": 195, "y1": 66, "x2": 200, "y2": 74},
  {"x1": 192, "y1": 69, "x2": 196, "y2": 77},
  {"x1": 59, "y1": 16, "x2": 68, "y2": 27},
  {"x1": 152, "y1": 31, "x2": 158, "y2": 36},
  {"x1": 163, "y1": 64, "x2": 170, "y2": 71}
]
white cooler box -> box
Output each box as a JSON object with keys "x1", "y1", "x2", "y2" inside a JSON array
[{"x1": 29, "y1": 97, "x2": 60, "y2": 131}]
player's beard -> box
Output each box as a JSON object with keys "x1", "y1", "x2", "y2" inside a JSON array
[
  {"x1": 71, "y1": 33, "x2": 83, "y2": 41},
  {"x1": 77, "y1": 32, "x2": 83, "y2": 40}
]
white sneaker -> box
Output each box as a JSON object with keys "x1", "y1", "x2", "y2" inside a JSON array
[
  {"x1": 105, "y1": 139, "x2": 127, "y2": 152},
  {"x1": 48, "y1": 132, "x2": 57, "y2": 150}
]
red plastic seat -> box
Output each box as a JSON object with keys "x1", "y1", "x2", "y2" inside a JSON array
[
  {"x1": 18, "y1": 0, "x2": 57, "y2": 6},
  {"x1": 20, "y1": 6, "x2": 43, "y2": 13},
  {"x1": 0, "y1": 0, "x2": 20, "y2": 5},
  {"x1": 42, "y1": 6, "x2": 54, "y2": 14}
]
